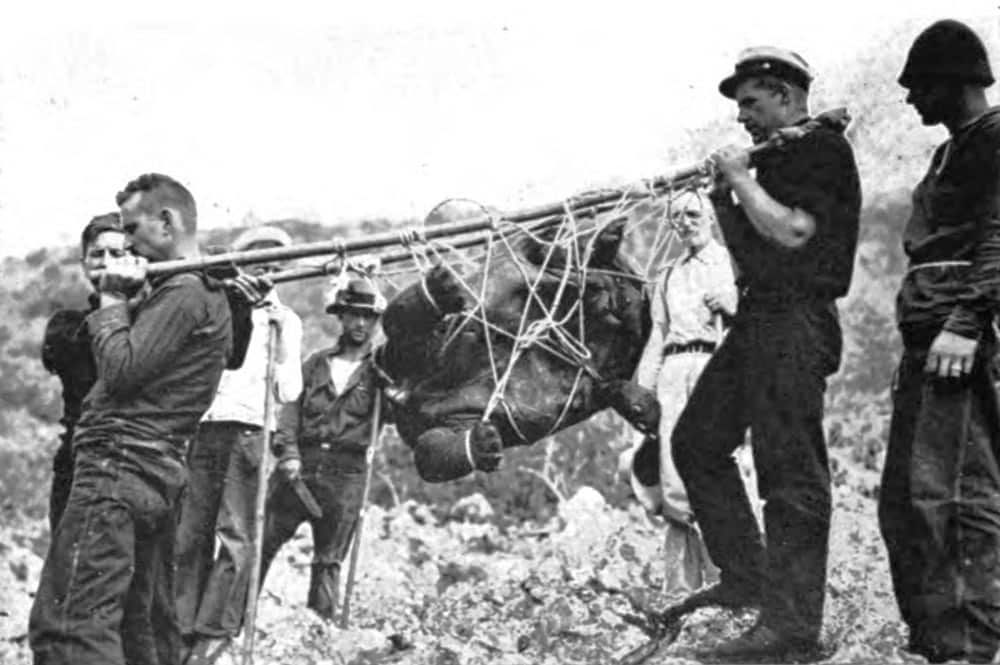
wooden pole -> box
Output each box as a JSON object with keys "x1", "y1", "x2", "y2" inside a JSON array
[
  {"x1": 242, "y1": 319, "x2": 279, "y2": 665},
  {"x1": 266, "y1": 214, "x2": 568, "y2": 285},
  {"x1": 339, "y1": 388, "x2": 382, "y2": 629},
  {"x1": 145, "y1": 108, "x2": 848, "y2": 280}
]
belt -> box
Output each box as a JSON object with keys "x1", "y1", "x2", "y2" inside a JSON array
[
  {"x1": 663, "y1": 340, "x2": 715, "y2": 356},
  {"x1": 116, "y1": 436, "x2": 186, "y2": 459}
]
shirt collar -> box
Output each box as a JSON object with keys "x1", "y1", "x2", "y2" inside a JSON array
[
  {"x1": 323, "y1": 336, "x2": 373, "y2": 360},
  {"x1": 680, "y1": 238, "x2": 720, "y2": 264}
]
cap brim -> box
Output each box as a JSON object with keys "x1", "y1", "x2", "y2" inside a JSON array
[
  {"x1": 327, "y1": 304, "x2": 382, "y2": 315},
  {"x1": 718, "y1": 72, "x2": 744, "y2": 99}
]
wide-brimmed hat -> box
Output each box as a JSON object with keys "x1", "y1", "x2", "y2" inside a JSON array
[
  {"x1": 325, "y1": 277, "x2": 386, "y2": 315},
  {"x1": 718, "y1": 46, "x2": 813, "y2": 99}
]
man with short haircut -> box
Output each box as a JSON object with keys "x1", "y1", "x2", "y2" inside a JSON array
[
  {"x1": 179, "y1": 226, "x2": 303, "y2": 664},
  {"x1": 256, "y1": 276, "x2": 387, "y2": 622},
  {"x1": 619, "y1": 191, "x2": 739, "y2": 597},
  {"x1": 41, "y1": 212, "x2": 128, "y2": 532},
  {"x1": 29, "y1": 173, "x2": 236, "y2": 665},
  {"x1": 670, "y1": 48, "x2": 861, "y2": 661},
  {"x1": 880, "y1": 19, "x2": 1000, "y2": 663}
]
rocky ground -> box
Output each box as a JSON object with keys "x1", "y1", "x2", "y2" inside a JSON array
[{"x1": 0, "y1": 455, "x2": 928, "y2": 665}]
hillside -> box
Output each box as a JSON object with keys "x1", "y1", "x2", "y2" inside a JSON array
[{"x1": 1, "y1": 16, "x2": 995, "y2": 665}]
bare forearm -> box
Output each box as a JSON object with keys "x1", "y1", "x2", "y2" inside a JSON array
[{"x1": 729, "y1": 173, "x2": 815, "y2": 249}]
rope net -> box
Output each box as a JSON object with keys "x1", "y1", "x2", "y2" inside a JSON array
[{"x1": 310, "y1": 180, "x2": 710, "y2": 440}]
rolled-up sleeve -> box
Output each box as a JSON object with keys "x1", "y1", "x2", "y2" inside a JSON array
[
  {"x1": 274, "y1": 311, "x2": 304, "y2": 403},
  {"x1": 272, "y1": 399, "x2": 302, "y2": 462}
]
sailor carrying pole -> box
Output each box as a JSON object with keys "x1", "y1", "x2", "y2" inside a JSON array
[{"x1": 143, "y1": 108, "x2": 849, "y2": 282}]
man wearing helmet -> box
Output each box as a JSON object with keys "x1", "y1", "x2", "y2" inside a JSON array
[
  {"x1": 254, "y1": 275, "x2": 388, "y2": 622},
  {"x1": 880, "y1": 19, "x2": 1000, "y2": 663},
  {"x1": 179, "y1": 226, "x2": 304, "y2": 665}
]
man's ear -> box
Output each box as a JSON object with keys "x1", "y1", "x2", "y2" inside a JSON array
[
  {"x1": 159, "y1": 208, "x2": 173, "y2": 229},
  {"x1": 776, "y1": 82, "x2": 792, "y2": 106}
]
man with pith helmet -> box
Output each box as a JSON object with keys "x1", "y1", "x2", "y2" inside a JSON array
[{"x1": 880, "y1": 19, "x2": 1000, "y2": 663}]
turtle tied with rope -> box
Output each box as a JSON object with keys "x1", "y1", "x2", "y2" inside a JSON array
[{"x1": 375, "y1": 194, "x2": 666, "y2": 482}]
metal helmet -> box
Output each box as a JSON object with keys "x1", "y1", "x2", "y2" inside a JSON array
[{"x1": 898, "y1": 19, "x2": 994, "y2": 88}]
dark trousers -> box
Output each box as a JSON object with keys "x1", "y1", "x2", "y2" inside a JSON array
[
  {"x1": 879, "y1": 348, "x2": 1000, "y2": 663},
  {"x1": 29, "y1": 441, "x2": 187, "y2": 665},
  {"x1": 175, "y1": 421, "x2": 263, "y2": 639},
  {"x1": 48, "y1": 438, "x2": 74, "y2": 533},
  {"x1": 259, "y1": 450, "x2": 366, "y2": 620},
  {"x1": 672, "y1": 302, "x2": 840, "y2": 641}
]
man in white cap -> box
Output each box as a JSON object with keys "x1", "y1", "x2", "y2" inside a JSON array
[
  {"x1": 670, "y1": 46, "x2": 861, "y2": 661},
  {"x1": 179, "y1": 225, "x2": 303, "y2": 664}
]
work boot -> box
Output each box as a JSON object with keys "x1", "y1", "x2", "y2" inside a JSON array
[
  {"x1": 667, "y1": 580, "x2": 759, "y2": 612},
  {"x1": 307, "y1": 562, "x2": 341, "y2": 621},
  {"x1": 696, "y1": 619, "x2": 822, "y2": 663}
]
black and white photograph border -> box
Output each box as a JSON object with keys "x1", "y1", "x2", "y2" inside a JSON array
[{"x1": 1, "y1": 1, "x2": 998, "y2": 664}]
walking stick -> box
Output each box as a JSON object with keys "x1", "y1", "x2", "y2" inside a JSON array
[
  {"x1": 340, "y1": 387, "x2": 383, "y2": 629},
  {"x1": 242, "y1": 319, "x2": 279, "y2": 665}
]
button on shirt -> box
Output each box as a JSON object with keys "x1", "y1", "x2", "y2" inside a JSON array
[
  {"x1": 635, "y1": 239, "x2": 737, "y2": 388},
  {"x1": 202, "y1": 297, "x2": 303, "y2": 428},
  {"x1": 661, "y1": 240, "x2": 736, "y2": 346}
]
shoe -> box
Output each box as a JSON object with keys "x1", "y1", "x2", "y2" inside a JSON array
[
  {"x1": 669, "y1": 581, "x2": 759, "y2": 612},
  {"x1": 185, "y1": 636, "x2": 232, "y2": 665},
  {"x1": 697, "y1": 620, "x2": 822, "y2": 663}
]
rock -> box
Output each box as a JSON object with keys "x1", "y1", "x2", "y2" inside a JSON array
[
  {"x1": 558, "y1": 486, "x2": 608, "y2": 526},
  {"x1": 448, "y1": 493, "x2": 495, "y2": 523}
]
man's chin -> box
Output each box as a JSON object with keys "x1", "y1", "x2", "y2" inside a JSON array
[{"x1": 344, "y1": 333, "x2": 369, "y2": 347}]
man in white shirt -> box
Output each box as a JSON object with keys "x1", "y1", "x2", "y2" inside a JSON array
[
  {"x1": 178, "y1": 226, "x2": 303, "y2": 664},
  {"x1": 620, "y1": 191, "x2": 744, "y2": 598}
]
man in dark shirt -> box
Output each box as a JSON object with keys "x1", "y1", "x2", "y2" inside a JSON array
[
  {"x1": 669, "y1": 47, "x2": 861, "y2": 661},
  {"x1": 29, "y1": 173, "x2": 234, "y2": 665},
  {"x1": 255, "y1": 277, "x2": 387, "y2": 624},
  {"x1": 41, "y1": 212, "x2": 127, "y2": 532},
  {"x1": 879, "y1": 20, "x2": 1000, "y2": 663}
]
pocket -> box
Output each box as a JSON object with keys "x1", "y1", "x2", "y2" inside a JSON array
[{"x1": 343, "y1": 384, "x2": 374, "y2": 421}]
